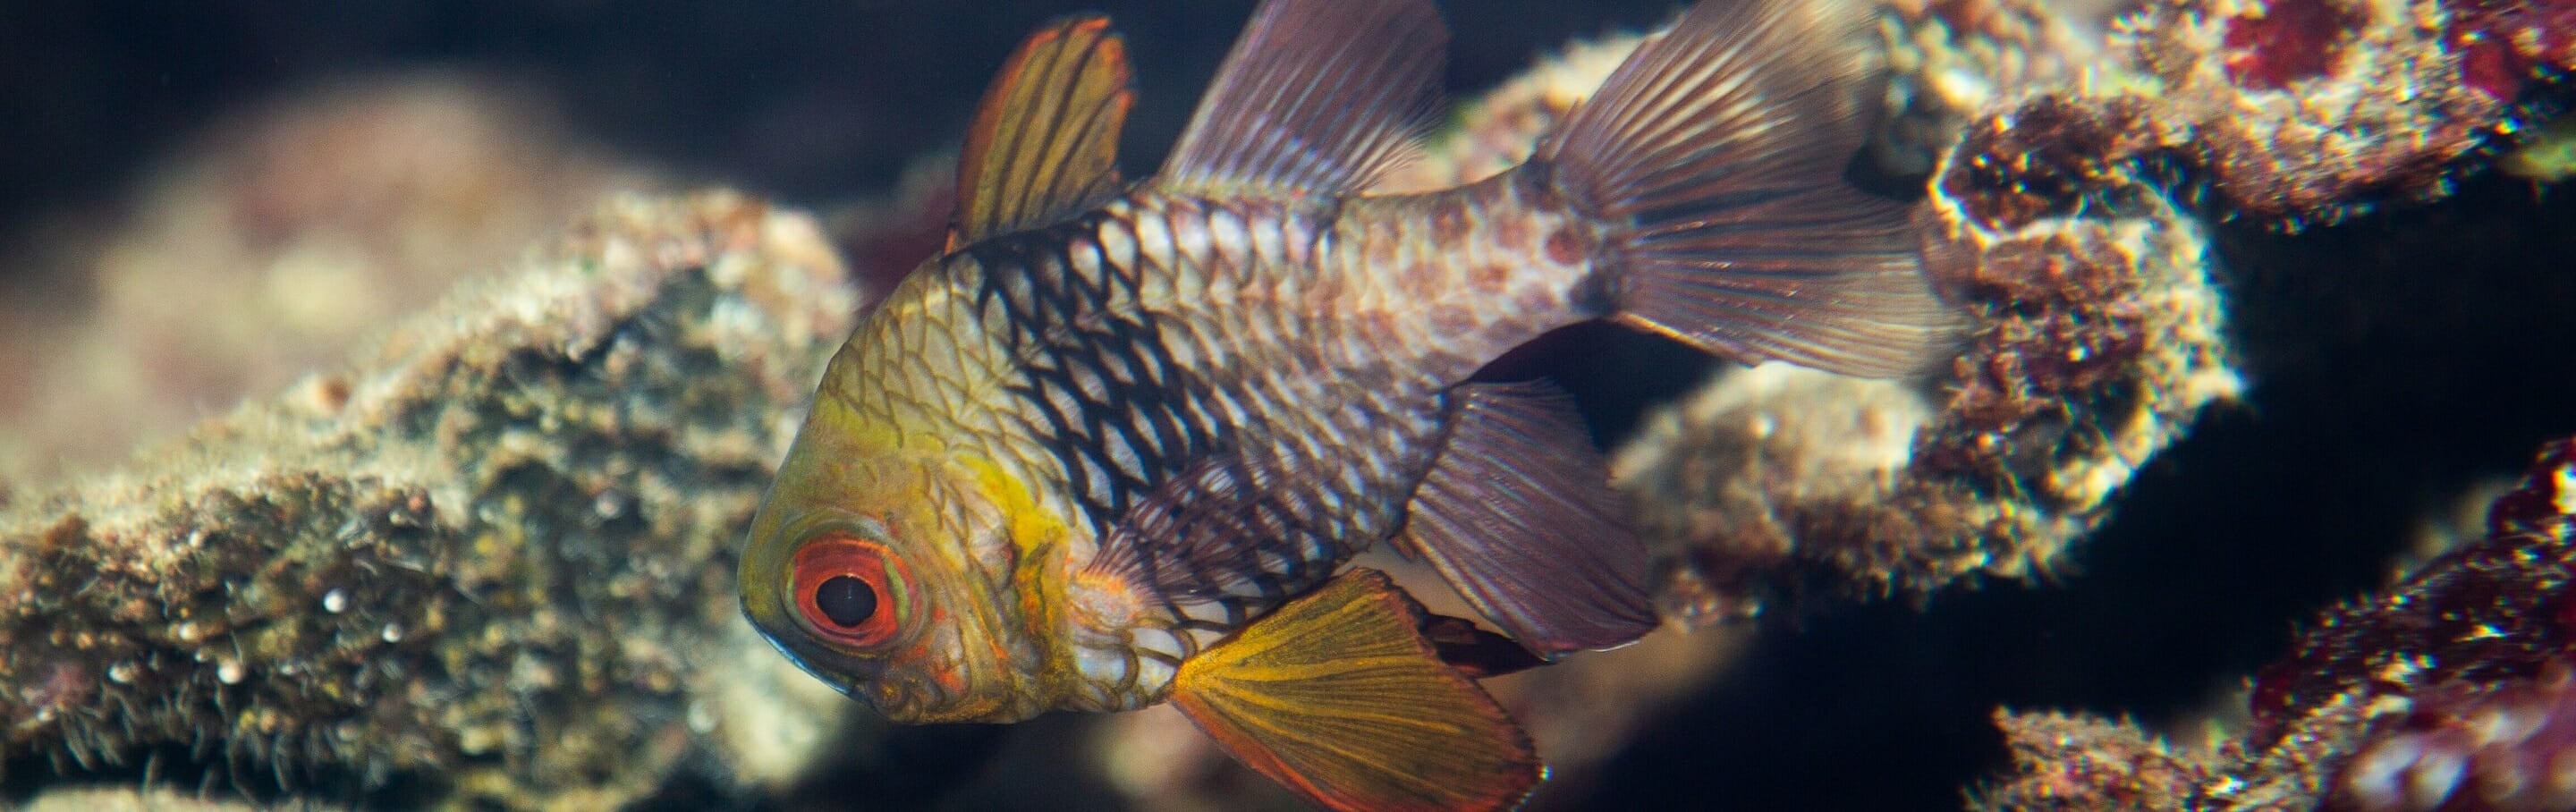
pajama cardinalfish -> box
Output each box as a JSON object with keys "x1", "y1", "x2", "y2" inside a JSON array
[{"x1": 738, "y1": 0, "x2": 1957, "y2": 808}]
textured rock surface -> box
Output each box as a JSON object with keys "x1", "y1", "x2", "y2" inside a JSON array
[
  {"x1": 1973, "y1": 436, "x2": 2576, "y2": 810},
  {"x1": 2123, "y1": 0, "x2": 2512, "y2": 224},
  {"x1": 0, "y1": 191, "x2": 863, "y2": 808},
  {"x1": 0, "y1": 74, "x2": 641, "y2": 485},
  {"x1": 1619, "y1": 154, "x2": 2239, "y2": 618},
  {"x1": 1971, "y1": 710, "x2": 2203, "y2": 811},
  {"x1": 1518, "y1": 7, "x2": 2250, "y2": 622}
]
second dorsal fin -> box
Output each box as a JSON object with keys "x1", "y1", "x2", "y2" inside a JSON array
[
  {"x1": 1154, "y1": 0, "x2": 1445, "y2": 198},
  {"x1": 947, "y1": 15, "x2": 1136, "y2": 252}
]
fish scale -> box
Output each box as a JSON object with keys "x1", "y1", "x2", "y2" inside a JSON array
[
  {"x1": 741, "y1": 1, "x2": 1960, "y2": 806},
  {"x1": 858, "y1": 185, "x2": 1594, "y2": 708}
]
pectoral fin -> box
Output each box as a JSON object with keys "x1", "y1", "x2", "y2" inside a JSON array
[
  {"x1": 1169, "y1": 569, "x2": 1541, "y2": 812},
  {"x1": 947, "y1": 15, "x2": 1135, "y2": 251}
]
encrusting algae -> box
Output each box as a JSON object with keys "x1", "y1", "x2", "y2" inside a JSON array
[{"x1": 1974, "y1": 435, "x2": 2576, "y2": 810}]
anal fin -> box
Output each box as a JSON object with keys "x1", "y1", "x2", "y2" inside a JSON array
[
  {"x1": 1401, "y1": 381, "x2": 1657, "y2": 657},
  {"x1": 1170, "y1": 569, "x2": 1541, "y2": 812}
]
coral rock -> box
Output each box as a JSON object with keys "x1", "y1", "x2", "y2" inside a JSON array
[
  {"x1": 1377, "y1": 0, "x2": 2243, "y2": 622},
  {"x1": 0, "y1": 74, "x2": 639, "y2": 483},
  {"x1": 2222, "y1": 0, "x2": 2369, "y2": 89},
  {"x1": 0, "y1": 191, "x2": 862, "y2": 807},
  {"x1": 2326, "y1": 659, "x2": 2576, "y2": 811},
  {"x1": 1971, "y1": 710, "x2": 2206, "y2": 811},
  {"x1": 2125, "y1": 0, "x2": 2512, "y2": 223},
  {"x1": 1974, "y1": 436, "x2": 2576, "y2": 810},
  {"x1": 2445, "y1": 0, "x2": 2576, "y2": 100},
  {"x1": 1875, "y1": 0, "x2": 2104, "y2": 175},
  {"x1": 1617, "y1": 91, "x2": 2240, "y2": 620},
  {"x1": 2250, "y1": 439, "x2": 2576, "y2": 754}
]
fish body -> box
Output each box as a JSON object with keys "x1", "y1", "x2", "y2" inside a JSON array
[{"x1": 740, "y1": 0, "x2": 1956, "y2": 808}]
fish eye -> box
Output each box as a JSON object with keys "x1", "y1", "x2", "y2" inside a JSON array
[
  {"x1": 814, "y1": 575, "x2": 877, "y2": 627},
  {"x1": 788, "y1": 534, "x2": 906, "y2": 649}
]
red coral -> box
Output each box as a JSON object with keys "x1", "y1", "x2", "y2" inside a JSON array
[
  {"x1": 2326, "y1": 659, "x2": 2576, "y2": 811},
  {"x1": 2490, "y1": 438, "x2": 2576, "y2": 540},
  {"x1": 1979, "y1": 438, "x2": 2576, "y2": 808},
  {"x1": 2224, "y1": 0, "x2": 2369, "y2": 89},
  {"x1": 2249, "y1": 438, "x2": 2576, "y2": 749},
  {"x1": 2445, "y1": 0, "x2": 2576, "y2": 100}
]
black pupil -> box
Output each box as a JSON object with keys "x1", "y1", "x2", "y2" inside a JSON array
[{"x1": 813, "y1": 575, "x2": 877, "y2": 628}]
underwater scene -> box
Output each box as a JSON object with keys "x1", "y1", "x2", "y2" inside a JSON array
[{"x1": 3, "y1": 0, "x2": 2574, "y2": 808}]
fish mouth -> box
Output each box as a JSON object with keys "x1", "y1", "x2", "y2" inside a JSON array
[
  {"x1": 858, "y1": 671, "x2": 951, "y2": 722},
  {"x1": 753, "y1": 629, "x2": 986, "y2": 723}
]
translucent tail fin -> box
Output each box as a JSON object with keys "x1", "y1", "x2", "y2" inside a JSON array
[{"x1": 1534, "y1": 0, "x2": 1960, "y2": 377}]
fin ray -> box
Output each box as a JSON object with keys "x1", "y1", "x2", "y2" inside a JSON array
[
  {"x1": 1170, "y1": 569, "x2": 1541, "y2": 812},
  {"x1": 949, "y1": 15, "x2": 1134, "y2": 250},
  {"x1": 1536, "y1": 0, "x2": 1962, "y2": 376},
  {"x1": 1401, "y1": 380, "x2": 1657, "y2": 657},
  {"x1": 1083, "y1": 451, "x2": 1363, "y2": 613},
  {"x1": 1156, "y1": 0, "x2": 1445, "y2": 197}
]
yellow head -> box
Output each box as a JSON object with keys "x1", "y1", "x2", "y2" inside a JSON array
[{"x1": 737, "y1": 350, "x2": 1072, "y2": 723}]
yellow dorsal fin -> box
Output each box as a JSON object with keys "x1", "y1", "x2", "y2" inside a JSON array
[
  {"x1": 947, "y1": 15, "x2": 1134, "y2": 252},
  {"x1": 1169, "y1": 569, "x2": 1542, "y2": 812}
]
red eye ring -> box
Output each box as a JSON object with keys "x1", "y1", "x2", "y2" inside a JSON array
[{"x1": 789, "y1": 534, "x2": 905, "y2": 649}]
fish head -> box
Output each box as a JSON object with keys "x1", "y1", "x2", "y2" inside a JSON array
[{"x1": 739, "y1": 384, "x2": 1067, "y2": 724}]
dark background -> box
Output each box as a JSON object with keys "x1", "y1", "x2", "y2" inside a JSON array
[
  {"x1": 0, "y1": 0, "x2": 1685, "y2": 255},
  {"x1": 6, "y1": 1, "x2": 2574, "y2": 809}
]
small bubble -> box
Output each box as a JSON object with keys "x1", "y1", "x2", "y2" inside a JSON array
[
  {"x1": 593, "y1": 490, "x2": 628, "y2": 520},
  {"x1": 106, "y1": 663, "x2": 135, "y2": 684},
  {"x1": 323, "y1": 588, "x2": 348, "y2": 613},
  {"x1": 216, "y1": 659, "x2": 244, "y2": 685},
  {"x1": 174, "y1": 622, "x2": 201, "y2": 643},
  {"x1": 381, "y1": 622, "x2": 405, "y2": 644},
  {"x1": 686, "y1": 699, "x2": 717, "y2": 734}
]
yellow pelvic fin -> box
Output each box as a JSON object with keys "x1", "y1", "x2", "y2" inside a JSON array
[
  {"x1": 947, "y1": 15, "x2": 1133, "y2": 252},
  {"x1": 1169, "y1": 568, "x2": 1542, "y2": 812}
]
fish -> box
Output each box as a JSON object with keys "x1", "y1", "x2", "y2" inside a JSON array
[{"x1": 736, "y1": 0, "x2": 1958, "y2": 808}]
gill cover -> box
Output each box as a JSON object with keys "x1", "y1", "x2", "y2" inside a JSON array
[{"x1": 741, "y1": 13, "x2": 1140, "y2": 719}]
